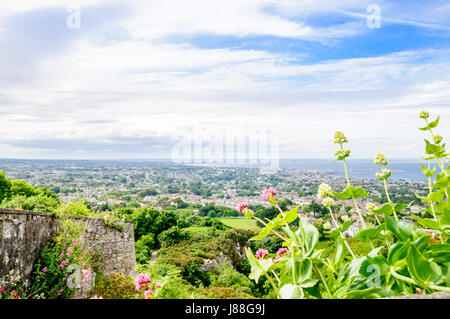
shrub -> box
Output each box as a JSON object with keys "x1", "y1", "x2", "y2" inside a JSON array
[
  {"x1": 157, "y1": 226, "x2": 189, "y2": 245},
  {"x1": 195, "y1": 287, "x2": 251, "y2": 299},
  {"x1": 1, "y1": 194, "x2": 59, "y2": 212},
  {"x1": 89, "y1": 272, "x2": 137, "y2": 299},
  {"x1": 54, "y1": 201, "x2": 92, "y2": 217},
  {"x1": 135, "y1": 234, "x2": 156, "y2": 264},
  {"x1": 241, "y1": 111, "x2": 450, "y2": 299},
  {"x1": 28, "y1": 218, "x2": 100, "y2": 299},
  {"x1": 210, "y1": 264, "x2": 254, "y2": 294}
]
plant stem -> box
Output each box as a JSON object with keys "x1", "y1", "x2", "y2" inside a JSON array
[
  {"x1": 427, "y1": 160, "x2": 438, "y2": 221},
  {"x1": 313, "y1": 264, "x2": 333, "y2": 299},
  {"x1": 264, "y1": 273, "x2": 282, "y2": 299},
  {"x1": 327, "y1": 207, "x2": 356, "y2": 258},
  {"x1": 380, "y1": 163, "x2": 398, "y2": 221},
  {"x1": 252, "y1": 216, "x2": 290, "y2": 243}
]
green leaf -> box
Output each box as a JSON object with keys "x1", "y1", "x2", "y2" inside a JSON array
[
  {"x1": 425, "y1": 139, "x2": 445, "y2": 157},
  {"x1": 388, "y1": 240, "x2": 410, "y2": 267},
  {"x1": 394, "y1": 203, "x2": 408, "y2": 212},
  {"x1": 296, "y1": 258, "x2": 313, "y2": 285},
  {"x1": 284, "y1": 206, "x2": 300, "y2": 223},
  {"x1": 423, "y1": 244, "x2": 450, "y2": 264},
  {"x1": 429, "y1": 188, "x2": 445, "y2": 203},
  {"x1": 245, "y1": 248, "x2": 274, "y2": 284},
  {"x1": 413, "y1": 235, "x2": 431, "y2": 253},
  {"x1": 244, "y1": 209, "x2": 254, "y2": 219},
  {"x1": 412, "y1": 215, "x2": 440, "y2": 230},
  {"x1": 360, "y1": 255, "x2": 389, "y2": 280},
  {"x1": 433, "y1": 173, "x2": 450, "y2": 189},
  {"x1": 333, "y1": 186, "x2": 353, "y2": 200},
  {"x1": 253, "y1": 227, "x2": 271, "y2": 240},
  {"x1": 385, "y1": 214, "x2": 416, "y2": 242},
  {"x1": 279, "y1": 284, "x2": 304, "y2": 299},
  {"x1": 415, "y1": 192, "x2": 432, "y2": 204},
  {"x1": 297, "y1": 279, "x2": 318, "y2": 288},
  {"x1": 407, "y1": 245, "x2": 443, "y2": 286},
  {"x1": 356, "y1": 227, "x2": 383, "y2": 242},
  {"x1": 428, "y1": 116, "x2": 440, "y2": 128},
  {"x1": 246, "y1": 248, "x2": 264, "y2": 283},
  {"x1": 344, "y1": 287, "x2": 381, "y2": 299},
  {"x1": 352, "y1": 186, "x2": 368, "y2": 199},
  {"x1": 268, "y1": 194, "x2": 277, "y2": 207},
  {"x1": 334, "y1": 237, "x2": 347, "y2": 268},
  {"x1": 420, "y1": 163, "x2": 436, "y2": 178},
  {"x1": 295, "y1": 219, "x2": 319, "y2": 256},
  {"x1": 373, "y1": 204, "x2": 394, "y2": 215}
]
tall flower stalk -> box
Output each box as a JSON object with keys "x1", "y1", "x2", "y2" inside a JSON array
[{"x1": 333, "y1": 132, "x2": 368, "y2": 230}]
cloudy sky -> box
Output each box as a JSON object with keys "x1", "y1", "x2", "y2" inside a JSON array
[{"x1": 0, "y1": 0, "x2": 449, "y2": 160}]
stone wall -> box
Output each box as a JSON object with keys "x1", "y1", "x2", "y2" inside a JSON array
[{"x1": 0, "y1": 208, "x2": 136, "y2": 284}]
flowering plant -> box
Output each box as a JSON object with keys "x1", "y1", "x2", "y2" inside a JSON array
[
  {"x1": 26, "y1": 218, "x2": 100, "y2": 299},
  {"x1": 242, "y1": 111, "x2": 449, "y2": 299}
]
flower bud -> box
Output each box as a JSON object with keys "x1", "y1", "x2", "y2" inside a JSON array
[
  {"x1": 419, "y1": 110, "x2": 429, "y2": 119},
  {"x1": 322, "y1": 197, "x2": 335, "y2": 208},
  {"x1": 317, "y1": 183, "x2": 333, "y2": 199},
  {"x1": 366, "y1": 202, "x2": 376, "y2": 212},
  {"x1": 433, "y1": 134, "x2": 443, "y2": 144},
  {"x1": 374, "y1": 152, "x2": 389, "y2": 166},
  {"x1": 334, "y1": 131, "x2": 348, "y2": 145}
]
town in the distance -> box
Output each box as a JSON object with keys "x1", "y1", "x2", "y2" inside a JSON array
[{"x1": 0, "y1": 158, "x2": 429, "y2": 231}]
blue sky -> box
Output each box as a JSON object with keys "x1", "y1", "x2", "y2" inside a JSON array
[{"x1": 0, "y1": 0, "x2": 449, "y2": 160}]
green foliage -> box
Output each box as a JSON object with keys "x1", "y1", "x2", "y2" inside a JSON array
[
  {"x1": 244, "y1": 111, "x2": 450, "y2": 299},
  {"x1": 135, "y1": 234, "x2": 156, "y2": 264},
  {"x1": 130, "y1": 207, "x2": 178, "y2": 240},
  {"x1": 54, "y1": 201, "x2": 92, "y2": 217},
  {"x1": 157, "y1": 226, "x2": 190, "y2": 245},
  {"x1": 1, "y1": 194, "x2": 59, "y2": 212},
  {"x1": 10, "y1": 180, "x2": 36, "y2": 197},
  {"x1": 89, "y1": 273, "x2": 138, "y2": 299},
  {"x1": 0, "y1": 171, "x2": 12, "y2": 202},
  {"x1": 210, "y1": 264, "x2": 255, "y2": 294},
  {"x1": 27, "y1": 218, "x2": 100, "y2": 299}
]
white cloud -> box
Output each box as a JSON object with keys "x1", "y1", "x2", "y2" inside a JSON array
[{"x1": 0, "y1": 0, "x2": 449, "y2": 159}]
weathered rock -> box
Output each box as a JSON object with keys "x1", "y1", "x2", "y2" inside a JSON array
[
  {"x1": 0, "y1": 208, "x2": 136, "y2": 296},
  {"x1": 387, "y1": 292, "x2": 450, "y2": 299}
]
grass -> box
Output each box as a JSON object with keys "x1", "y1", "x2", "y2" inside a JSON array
[{"x1": 219, "y1": 217, "x2": 260, "y2": 231}]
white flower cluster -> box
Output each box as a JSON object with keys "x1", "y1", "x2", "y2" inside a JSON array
[
  {"x1": 322, "y1": 197, "x2": 335, "y2": 208},
  {"x1": 376, "y1": 168, "x2": 391, "y2": 180},
  {"x1": 374, "y1": 152, "x2": 389, "y2": 166},
  {"x1": 317, "y1": 183, "x2": 333, "y2": 199},
  {"x1": 341, "y1": 215, "x2": 351, "y2": 223}
]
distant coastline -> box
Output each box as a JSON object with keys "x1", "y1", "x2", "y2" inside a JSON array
[{"x1": 0, "y1": 158, "x2": 429, "y2": 182}]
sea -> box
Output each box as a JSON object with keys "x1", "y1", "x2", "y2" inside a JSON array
[{"x1": 279, "y1": 159, "x2": 430, "y2": 182}]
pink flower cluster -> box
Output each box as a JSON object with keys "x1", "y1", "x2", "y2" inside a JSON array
[
  {"x1": 274, "y1": 247, "x2": 290, "y2": 263},
  {"x1": 255, "y1": 249, "x2": 269, "y2": 259},
  {"x1": 237, "y1": 202, "x2": 248, "y2": 213},
  {"x1": 144, "y1": 289, "x2": 154, "y2": 299},
  {"x1": 9, "y1": 290, "x2": 20, "y2": 299},
  {"x1": 79, "y1": 268, "x2": 92, "y2": 288},
  {"x1": 59, "y1": 259, "x2": 70, "y2": 270},
  {"x1": 262, "y1": 188, "x2": 278, "y2": 201},
  {"x1": 135, "y1": 273, "x2": 152, "y2": 292},
  {"x1": 156, "y1": 283, "x2": 162, "y2": 289},
  {"x1": 90, "y1": 295, "x2": 103, "y2": 299},
  {"x1": 0, "y1": 286, "x2": 5, "y2": 294}
]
